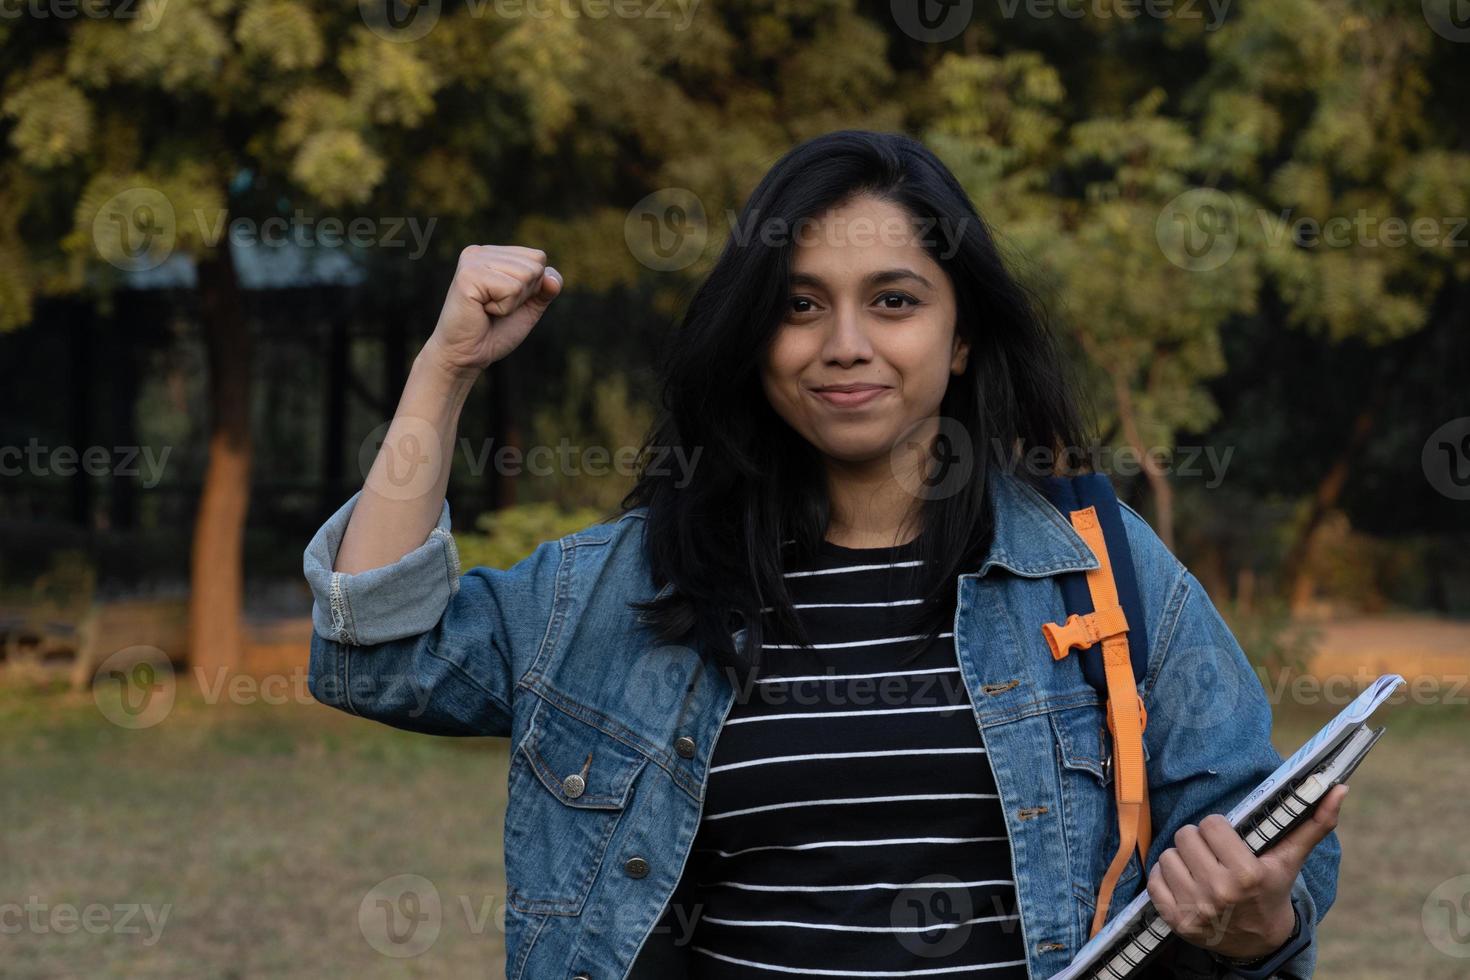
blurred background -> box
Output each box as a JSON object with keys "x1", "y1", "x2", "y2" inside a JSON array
[{"x1": 2, "y1": 1, "x2": 1468, "y2": 977}]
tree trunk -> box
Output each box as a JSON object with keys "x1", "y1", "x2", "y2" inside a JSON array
[
  {"x1": 1111, "y1": 371, "x2": 1175, "y2": 551},
  {"x1": 189, "y1": 237, "x2": 252, "y2": 678},
  {"x1": 1280, "y1": 402, "x2": 1377, "y2": 614}
]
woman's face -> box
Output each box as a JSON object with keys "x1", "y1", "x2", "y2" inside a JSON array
[{"x1": 760, "y1": 194, "x2": 968, "y2": 467}]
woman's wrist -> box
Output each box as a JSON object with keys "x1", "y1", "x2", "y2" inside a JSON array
[
  {"x1": 413, "y1": 339, "x2": 483, "y2": 402},
  {"x1": 1220, "y1": 901, "x2": 1300, "y2": 967}
]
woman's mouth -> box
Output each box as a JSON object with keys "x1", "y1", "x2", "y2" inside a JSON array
[{"x1": 808, "y1": 383, "x2": 891, "y2": 408}]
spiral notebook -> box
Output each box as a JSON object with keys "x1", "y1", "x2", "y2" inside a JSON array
[{"x1": 1049, "y1": 672, "x2": 1405, "y2": 980}]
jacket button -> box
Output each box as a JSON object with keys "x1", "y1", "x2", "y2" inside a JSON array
[
  {"x1": 674, "y1": 736, "x2": 696, "y2": 758},
  {"x1": 624, "y1": 856, "x2": 650, "y2": 878},
  {"x1": 561, "y1": 773, "x2": 586, "y2": 799}
]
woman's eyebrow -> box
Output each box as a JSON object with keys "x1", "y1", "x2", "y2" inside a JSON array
[{"x1": 788, "y1": 268, "x2": 934, "y2": 289}]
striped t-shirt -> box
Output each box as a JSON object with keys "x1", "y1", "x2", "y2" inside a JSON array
[{"x1": 685, "y1": 536, "x2": 1029, "y2": 978}]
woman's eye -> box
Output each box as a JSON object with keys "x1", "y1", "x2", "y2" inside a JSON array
[
  {"x1": 788, "y1": 296, "x2": 816, "y2": 315},
  {"x1": 877, "y1": 292, "x2": 918, "y2": 310}
]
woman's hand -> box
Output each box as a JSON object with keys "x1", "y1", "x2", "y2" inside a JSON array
[
  {"x1": 422, "y1": 244, "x2": 563, "y2": 377},
  {"x1": 335, "y1": 244, "x2": 561, "y2": 574},
  {"x1": 1146, "y1": 782, "x2": 1348, "y2": 962}
]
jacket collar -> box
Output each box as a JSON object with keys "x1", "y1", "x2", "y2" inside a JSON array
[
  {"x1": 643, "y1": 469, "x2": 1101, "y2": 607},
  {"x1": 974, "y1": 469, "x2": 1101, "y2": 579}
]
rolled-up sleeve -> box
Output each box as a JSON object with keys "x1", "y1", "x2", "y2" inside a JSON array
[
  {"x1": 300, "y1": 492, "x2": 562, "y2": 738},
  {"x1": 302, "y1": 490, "x2": 461, "y2": 647}
]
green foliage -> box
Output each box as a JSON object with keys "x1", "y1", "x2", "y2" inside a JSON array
[
  {"x1": 3, "y1": 77, "x2": 92, "y2": 169},
  {"x1": 453, "y1": 502, "x2": 608, "y2": 571},
  {"x1": 527, "y1": 346, "x2": 656, "y2": 513}
]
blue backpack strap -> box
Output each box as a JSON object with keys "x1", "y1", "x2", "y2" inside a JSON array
[{"x1": 1036, "y1": 474, "x2": 1150, "y2": 696}]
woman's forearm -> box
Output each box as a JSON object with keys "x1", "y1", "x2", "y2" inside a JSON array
[
  {"x1": 331, "y1": 244, "x2": 563, "y2": 575},
  {"x1": 334, "y1": 343, "x2": 477, "y2": 574}
]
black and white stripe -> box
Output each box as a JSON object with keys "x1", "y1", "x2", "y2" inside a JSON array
[{"x1": 685, "y1": 537, "x2": 1028, "y2": 978}]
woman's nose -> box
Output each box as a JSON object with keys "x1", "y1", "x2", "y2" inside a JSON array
[{"x1": 820, "y1": 306, "x2": 874, "y2": 365}]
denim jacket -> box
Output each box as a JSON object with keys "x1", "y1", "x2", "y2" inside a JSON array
[{"x1": 303, "y1": 472, "x2": 1339, "y2": 980}]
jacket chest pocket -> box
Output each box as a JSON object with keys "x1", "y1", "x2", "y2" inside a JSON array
[
  {"x1": 1049, "y1": 704, "x2": 1145, "y2": 919},
  {"x1": 504, "y1": 697, "x2": 650, "y2": 916}
]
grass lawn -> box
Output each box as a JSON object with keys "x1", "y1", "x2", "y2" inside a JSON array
[{"x1": 2, "y1": 675, "x2": 1465, "y2": 978}]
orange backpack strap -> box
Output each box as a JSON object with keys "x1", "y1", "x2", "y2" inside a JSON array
[{"x1": 1042, "y1": 505, "x2": 1152, "y2": 938}]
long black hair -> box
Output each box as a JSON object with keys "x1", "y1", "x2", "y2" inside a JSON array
[{"x1": 622, "y1": 129, "x2": 1092, "y2": 683}]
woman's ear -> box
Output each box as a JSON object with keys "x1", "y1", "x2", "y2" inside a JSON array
[{"x1": 951, "y1": 335, "x2": 970, "y2": 374}]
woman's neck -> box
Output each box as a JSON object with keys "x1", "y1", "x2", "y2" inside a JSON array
[{"x1": 822, "y1": 455, "x2": 923, "y2": 550}]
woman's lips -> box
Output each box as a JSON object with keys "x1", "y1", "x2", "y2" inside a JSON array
[{"x1": 809, "y1": 385, "x2": 891, "y2": 408}]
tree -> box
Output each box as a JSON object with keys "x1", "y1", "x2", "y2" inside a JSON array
[
  {"x1": 918, "y1": 0, "x2": 1469, "y2": 560},
  {"x1": 2, "y1": 0, "x2": 915, "y2": 675}
]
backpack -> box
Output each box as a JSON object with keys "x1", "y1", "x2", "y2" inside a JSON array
[{"x1": 1037, "y1": 473, "x2": 1153, "y2": 939}]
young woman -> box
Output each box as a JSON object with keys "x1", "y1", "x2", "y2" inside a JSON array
[{"x1": 304, "y1": 130, "x2": 1345, "y2": 979}]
